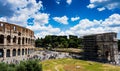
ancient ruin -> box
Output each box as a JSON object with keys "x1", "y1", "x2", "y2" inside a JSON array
[
  {"x1": 0, "y1": 21, "x2": 35, "y2": 61},
  {"x1": 83, "y1": 32, "x2": 119, "y2": 64}
]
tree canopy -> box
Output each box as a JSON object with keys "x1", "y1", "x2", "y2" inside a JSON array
[{"x1": 35, "y1": 35, "x2": 83, "y2": 48}]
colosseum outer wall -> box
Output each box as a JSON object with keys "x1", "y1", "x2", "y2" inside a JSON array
[{"x1": 0, "y1": 21, "x2": 35, "y2": 60}]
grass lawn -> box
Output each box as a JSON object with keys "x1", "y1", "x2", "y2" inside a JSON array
[
  {"x1": 52, "y1": 48, "x2": 83, "y2": 53},
  {"x1": 41, "y1": 58, "x2": 120, "y2": 71}
]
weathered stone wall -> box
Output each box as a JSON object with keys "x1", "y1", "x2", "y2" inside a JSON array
[
  {"x1": 83, "y1": 32, "x2": 119, "y2": 64},
  {"x1": 0, "y1": 21, "x2": 35, "y2": 59}
]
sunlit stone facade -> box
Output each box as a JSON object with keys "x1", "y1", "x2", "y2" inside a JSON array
[{"x1": 0, "y1": 21, "x2": 35, "y2": 60}]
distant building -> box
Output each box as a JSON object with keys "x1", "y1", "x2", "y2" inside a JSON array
[
  {"x1": 0, "y1": 21, "x2": 35, "y2": 61},
  {"x1": 83, "y1": 32, "x2": 119, "y2": 64}
]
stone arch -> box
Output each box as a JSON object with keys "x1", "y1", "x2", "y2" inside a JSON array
[
  {"x1": 26, "y1": 38, "x2": 27, "y2": 44},
  {"x1": 6, "y1": 49, "x2": 10, "y2": 57},
  {"x1": 0, "y1": 49, "x2": 3, "y2": 57},
  {"x1": 28, "y1": 38, "x2": 30, "y2": 44},
  {"x1": 7, "y1": 35, "x2": 11, "y2": 44},
  {"x1": 13, "y1": 49, "x2": 16, "y2": 56},
  {"x1": 105, "y1": 51, "x2": 110, "y2": 61},
  {"x1": 28, "y1": 48, "x2": 30, "y2": 54},
  {"x1": 18, "y1": 49, "x2": 20, "y2": 55},
  {"x1": 22, "y1": 49, "x2": 24, "y2": 55},
  {"x1": 0, "y1": 35, "x2": 4, "y2": 44},
  {"x1": 25, "y1": 48, "x2": 27, "y2": 54},
  {"x1": 18, "y1": 32, "x2": 21, "y2": 36},
  {"x1": 18, "y1": 37, "x2": 21, "y2": 44},
  {"x1": 13, "y1": 36, "x2": 16, "y2": 44}
]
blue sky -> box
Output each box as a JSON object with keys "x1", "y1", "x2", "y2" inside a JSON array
[{"x1": 0, "y1": 0, "x2": 120, "y2": 38}]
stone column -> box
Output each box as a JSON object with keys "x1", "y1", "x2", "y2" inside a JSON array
[
  {"x1": 10, "y1": 49, "x2": 13, "y2": 57},
  {"x1": 24, "y1": 38, "x2": 26, "y2": 45},
  {"x1": 3, "y1": 49, "x2": 6, "y2": 59},
  {"x1": 28, "y1": 49, "x2": 29, "y2": 54},
  {"x1": 10, "y1": 35, "x2": 13, "y2": 45},
  {"x1": 27, "y1": 48, "x2": 28, "y2": 55},
  {"x1": 24, "y1": 48, "x2": 25, "y2": 55},
  {"x1": 28, "y1": 38, "x2": 29, "y2": 45},
  {"x1": 16, "y1": 37, "x2": 18, "y2": 45},
  {"x1": 20, "y1": 48, "x2": 22, "y2": 56}
]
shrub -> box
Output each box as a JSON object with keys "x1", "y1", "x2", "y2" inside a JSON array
[{"x1": 0, "y1": 59, "x2": 42, "y2": 71}]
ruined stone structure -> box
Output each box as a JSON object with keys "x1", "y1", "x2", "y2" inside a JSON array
[
  {"x1": 83, "y1": 32, "x2": 119, "y2": 64},
  {"x1": 0, "y1": 21, "x2": 35, "y2": 60}
]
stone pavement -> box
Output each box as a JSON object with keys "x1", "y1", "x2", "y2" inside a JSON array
[{"x1": 0, "y1": 50, "x2": 80, "y2": 64}]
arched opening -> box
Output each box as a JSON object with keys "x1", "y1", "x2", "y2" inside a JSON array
[
  {"x1": 0, "y1": 35, "x2": 4, "y2": 44},
  {"x1": 7, "y1": 35, "x2": 11, "y2": 44},
  {"x1": 6, "y1": 49, "x2": 10, "y2": 57},
  {"x1": 25, "y1": 49, "x2": 27, "y2": 54},
  {"x1": 18, "y1": 32, "x2": 21, "y2": 36},
  {"x1": 0, "y1": 49, "x2": 3, "y2": 57},
  {"x1": 22, "y1": 49, "x2": 24, "y2": 55},
  {"x1": 18, "y1": 37, "x2": 21, "y2": 44},
  {"x1": 28, "y1": 49, "x2": 30, "y2": 54},
  {"x1": 13, "y1": 49, "x2": 16, "y2": 56},
  {"x1": 13, "y1": 26, "x2": 16, "y2": 31},
  {"x1": 26, "y1": 38, "x2": 27, "y2": 44},
  {"x1": 28, "y1": 38, "x2": 30, "y2": 44},
  {"x1": 18, "y1": 49, "x2": 20, "y2": 55},
  {"x1": 22, "y1": 37, "x2": 24, "y2": 45},
  {"x1": 13, "y1": 36, "x2": 16, "y2": 44},
  {"x1": 105, "y1": 51, "x2": 110, "y2": 61}
]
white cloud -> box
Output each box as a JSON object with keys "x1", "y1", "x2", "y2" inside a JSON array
[
  {"x1": 0, "y1": 0, "x2": 55, "y2": 38},
  {"x1": 56, "y1": 0, "x2": 61, "y2": 4},
  {"x1": 71, "y1": 17, "x2": 80, "y2": 21},
  {"x1": 87, "y1": 0, "x2": 120, "y2": 11},
  {"x1": 87, "y1": 4, "x2": 95, "y2": 8},
  {"x1": 66, "y1": 0, "x2": 72, "y2": 5},
  {"x1": 0, "y1": 17, "x2": 7, "y2": 22},
  {"x1": 53, "y1": 16, "x2": 69, "y2": 25},
  {"x1": 97, "y1": 7, "x2": 105, "y2": 11},
  {"x1": 33, "y1": 13, "x2": 120, "y2": 38},
  {"x1": 56, "y1": 0, "x2": 72, "y2": 5},
  {"x1": 33, "y1": 13, "x2": 50, "y2": 25},
  {"x1": 71, "y1": 19, "x2": 100, "y2": 29},
  {"x1": 61, "y1": 13, "x2": 120, "y2": 37},
  {"x1": 0, "y1": 0, "x2": 44, "y2": 26},
  {"x1": 27, "y1": 23, "x2": 61, "y2": 38},
  {"x1": 102, "y1": 13, "x2": 120, "y2": 26},
  {"x1": 106, "y1": 3, "x2": 119, "y2": 10}
]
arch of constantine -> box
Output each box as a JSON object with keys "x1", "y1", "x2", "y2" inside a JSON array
[{"x1": 0, "y1": 21, "x2": 35, "y2": 61}]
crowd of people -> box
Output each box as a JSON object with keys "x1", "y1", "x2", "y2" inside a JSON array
[{"x1": 0, "y1": 50, "x2": 81, "y2": 64}]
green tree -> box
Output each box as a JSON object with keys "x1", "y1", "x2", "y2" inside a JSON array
[
  {"x1": 0, "y1": 62, "x2": 8, "y2": 71},
  {"x1": 68, "y1": 39, "x2": 78, "y2": 48}
]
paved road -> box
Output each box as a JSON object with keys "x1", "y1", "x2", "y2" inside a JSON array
[{"x1": 0, "y1": 50, "x2": 80, "y2": 64}]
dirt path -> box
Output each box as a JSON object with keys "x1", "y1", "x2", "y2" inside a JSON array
[{"x1": 55, "y1": 66, "x2": 59, "y2": 71}]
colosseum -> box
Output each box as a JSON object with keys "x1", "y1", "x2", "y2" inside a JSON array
[{"x1": 0, "y1": 21, "x2": 35, "y2": 62}]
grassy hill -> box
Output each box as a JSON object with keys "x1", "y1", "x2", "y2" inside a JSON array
[{"x1": 42, "y1": 58, "x2": 120, "y2": 71}]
